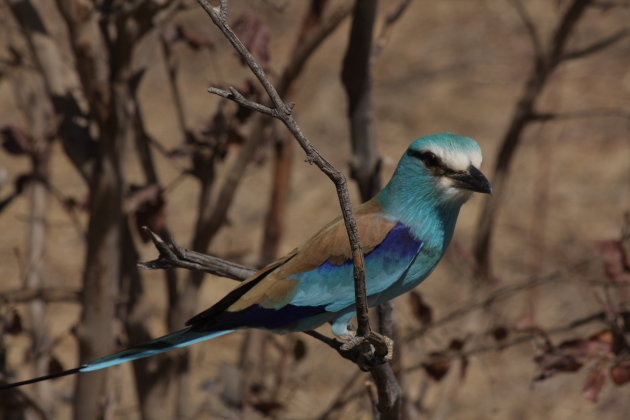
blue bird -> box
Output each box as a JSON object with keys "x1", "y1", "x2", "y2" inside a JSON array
[{"x1": 0, "y1": 132, "x2": 491, "y2": 389}]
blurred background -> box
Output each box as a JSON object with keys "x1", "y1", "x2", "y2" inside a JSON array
[{"x1": 0, "y1": 0, "x2": 629, "y2": 419}]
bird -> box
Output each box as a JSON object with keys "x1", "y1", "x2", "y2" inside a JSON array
[{"x1": 0, "y1": 132, "x2": 491, "y2": 390}]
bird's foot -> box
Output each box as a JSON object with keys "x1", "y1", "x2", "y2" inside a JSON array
[{"x1": 338, "y1": 331, "x2": 394, "y2": 371}]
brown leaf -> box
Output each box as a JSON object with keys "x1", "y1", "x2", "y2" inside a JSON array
[
  {"x1": 585, "y1": 330, "x2": 615, "y2": 356},
  {"x1": 422, "y1": 352, "x2": 451, "y2": 381},
  {"x1": 1, "y1": 125, "x2": 32, "y2": 156},
  {"x1": 14, "y1": 174, "x2": 33, "y2": 195},
  {"x1": 597, "y1": 240, "x2": 630, "y2": 283},
  {"x1": 491, "y1": 326, "x2": 509, "y2": 341},
  {"x1": 251, "y1": 399, "x2": 284, "y2": 416},
  {"x1": 449, "y1": 338, "x2": 465, "y2": 352},
  {"x1": 232, "y1": 10, "x2": 271, "y2": 68},
  {"x1": 534, "y1": 340, "x2": 585, "y2": 378},
  {"x1": 48, "y1": 356, "x2": 64, "y2": 376},
  {"x1": 409, "y1": 291, "x2": 433, "y2": 326},
  {"x1": 4, "y1": 309, "x2": 22, "y2": 335},
  {"x1": 166, "y1": 24, "x2": 215, "y2": 51},
  {"x1": 459, "y1": 355, "x2": 469, "y2": 380},
  {"x1": 127, "y1": 184, "x2": 167, "y2": 242},
  {"x1": 582, "y1": 369, "x2": 606, "y2": 402},
  {"x1": 610, "y1": 359, "x2": 630, "y2": 386},
  {"x1": 293, "y1": 338, "x2": 307, "y2": 362}
]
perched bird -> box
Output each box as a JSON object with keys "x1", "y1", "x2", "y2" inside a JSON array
[{"x1": 1, "y1": 132, "x2": 491, "y2": 390}]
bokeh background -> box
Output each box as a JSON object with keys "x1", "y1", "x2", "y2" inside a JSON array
[{"x1": 1, "y1": 0, "x2": 629, "y2": 419}]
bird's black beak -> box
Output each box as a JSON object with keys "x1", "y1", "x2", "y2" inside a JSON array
[{"x1": 449, "y1": 165, "x2": 492, "y2": 194}]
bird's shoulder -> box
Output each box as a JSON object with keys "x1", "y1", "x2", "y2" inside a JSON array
[{"x1": 276, "y1": 198, "x2": 400, "y2": 274}]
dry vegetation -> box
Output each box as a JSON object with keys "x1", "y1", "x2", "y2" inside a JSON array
[{"x1": 0, "y1": 0, "x2": 629, "y2": 419}]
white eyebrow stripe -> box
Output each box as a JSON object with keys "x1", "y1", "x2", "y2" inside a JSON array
[{"x1": 423, "y1": 146, "x2": 482, "y2": 171}]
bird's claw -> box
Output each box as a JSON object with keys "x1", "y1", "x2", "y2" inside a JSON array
[{"x1": 338, "y1": 331, "x2": 394, "y2": 371}]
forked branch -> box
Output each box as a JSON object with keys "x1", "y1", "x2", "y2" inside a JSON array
[{"x1": 196, "y1": 0, "x2": 376, "y2": 345}]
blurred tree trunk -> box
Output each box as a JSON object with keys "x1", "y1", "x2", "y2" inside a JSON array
[
  {"x1": 23, "y1": 78, "x2": 53, "y2": 419},
  {"x1": 342, "y1": 1, "x2": 405, "y2": 419},
  {"x1": 63, "y1": 4, "x2": 136, "y2": 416},
  {"x1": 342, "y1": 0, "x2": 380, "y2": 201},
  {"x1": 74, "y1": 136, "x2": 124, "y2": 420},
  {"x1": 74, "y1": 79, "x2": 131, "y2": 419},
  {"x1": 473, "y1": 0, "x2": 594, "y2": 280}
]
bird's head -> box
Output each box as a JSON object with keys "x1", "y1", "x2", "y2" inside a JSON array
[{"x1": 386, "y1": 133, "x2": 492, "y2": 209}]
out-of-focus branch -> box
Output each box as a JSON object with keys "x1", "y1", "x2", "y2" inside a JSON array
[
  {"x1": 561, "y1": 28, "x2": 628, "y2": 61},
  {"x1": 509, "y1": 0, "x2": 543, "y2": 63},
  {"x1": 473, "y1": 0, "x2": 609, "y2": 280},
  {"x1": 341, "y1": 0, "x2": 405, "y2": 418},
  {"x1": 253, "y1": 4, "x2": 334, "y2": 413},
  {"x1": 6, "y1": 0, "x2": 96, "y2": 182},
  {"x1": 531, "y1": 108, "x2": 630, "y2": 122},
  {"x1": 404, "y1": 259, "x2": 592, "y2": 343},
  {"x1": 261, "y1": 1, "x2": 352, "y2": 263},
  {"x1": 315, "y1": 370, "x2": 364, "y2": 420},
  {"x1": 372, "y1": 0, "x2": 414, "y2": 58},
  {"x1": 402, "y1": 310, "x2": 614, "y2": 375},
  {"x1": 0, "y1": 288, "x2": 80, "y2": 304},
  {"x1": 342, "y1": 0, "x2": 381, "y2": 203}
]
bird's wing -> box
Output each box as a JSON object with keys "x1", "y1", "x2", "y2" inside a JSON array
[{"x1": 187, "y1": 199, "x2": 423, "y2": 332}]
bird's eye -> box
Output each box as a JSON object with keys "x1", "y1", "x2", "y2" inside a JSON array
[
  {"x1": 407, "y1": 149, "x2": 442, "y2": 169},
  {"x1": 417, "y1": 151, "x2": 440, "y2": 168}
]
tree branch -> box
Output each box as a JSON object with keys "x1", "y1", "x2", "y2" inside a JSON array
[
  {"x1": 0, "y1": 287, "x2": 80, "y2": 304},
  {"x1": 473, "y1": 0, "x2": 597, "y2": 280},
  {"x1": 197, "y1": 0, "x2": 373, "y2": 344},
  {"x1": 138, "y1": 227, "x2": 255, "y2": 281},
  {"x1": 561, "y1": 28, "x2": 628, "y2": 60}
]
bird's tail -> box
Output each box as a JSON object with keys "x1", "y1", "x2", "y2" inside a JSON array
[{"x1": 0, "y1": 328, "x2": 232, "y2": 390}]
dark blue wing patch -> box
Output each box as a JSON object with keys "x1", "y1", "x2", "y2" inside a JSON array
[{"x1": 191, "y1": 303, "x2": 326, "y2": 332}]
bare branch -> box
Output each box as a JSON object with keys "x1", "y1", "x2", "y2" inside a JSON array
[
  {"x1": 138, "y1": 227, "x2": 255, "y2": 281},
  {"x1": 207, "y1": 86, "x2": 279, "y2": 117},
  {"x1": 196, "y1": 0, "x2": 372, "y2": 342},
  {"x1": 531, "y1": 108, "x2": 630, "y2": 122},
  {"x1": 0, "y1": 287, "x2": 80, "y2": 304},
  {"x1": 373, "y1": 0, "x2": 414, "y2": 58},
  {"x1": 510, "y1": 0, "x2": 544, "y2": 64},
  {"x1": 561, "y1": 28, "x2": 629, "y2": 61},
  {"x1": 473, "y1": 0, "x2": 595, "y2": 279}
]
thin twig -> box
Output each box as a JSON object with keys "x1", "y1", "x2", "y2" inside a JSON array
[
  {"x1": 207, "y1": 87, "x2": 278, "y2": 116},
  {"x1": 561, "y1": 28, "x2": 628, "y2": 61},
  {"x1": 0, "y1": 287, "x2": 80, "y2": 304},
  {"x1": 373, "y1": 0, "x2": 414, "y2": 58},
  {"x1": 510, "y1": 0, "x2": 543, "y2": 64},
  {"x1": 315, "y1": 369, "x2": 364, "y2": 420},
  {"x1": 531, "y1": 108, "x2": 630, "y2": 121}
]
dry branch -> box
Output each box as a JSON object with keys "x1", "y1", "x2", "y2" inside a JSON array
[
  {"x1": 404, "y1": 259, "x2": 592, "y2": 343},
  {"x1": 138, "y1": 227, "x2": 255, "y2": 280},
  {"x1": 472, "y1": 0, "x2": 621, "y2": 280},
  {"x1": 197, "y1": 0, "x2": 377, "y2": 348},
  {"x1": 0, "y1": 288, "x2": 80, "y2": 304}
]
